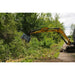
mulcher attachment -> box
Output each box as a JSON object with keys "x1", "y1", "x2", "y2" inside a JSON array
[{"x1": 21, "y1": 33, "x2": 31, "y2": 42}]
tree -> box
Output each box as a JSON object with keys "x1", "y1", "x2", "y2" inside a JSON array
[
  {"x1": 0, "y1": 13, "x2": 17, "y2": 43},
  {"x1": 70, "y1": 24, "x2": 75, "y2": 35}
]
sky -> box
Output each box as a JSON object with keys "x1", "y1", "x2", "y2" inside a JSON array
[{"x1": 52, "y1": 13, "x2": 75, "y2": 36}]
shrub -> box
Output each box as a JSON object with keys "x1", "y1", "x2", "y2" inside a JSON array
[
  {"x1": 39, "y1": 37, "x2": 55, "y2": 48},
  {"x1": 9, "y1": 31, "x2": 27, "y2": 59},
  {"x1": 29, "y1": 37, "x2": 40, "y2": 50},
  {"x1": 0, "y1": 40, "x2": 10, "y2": 61}
]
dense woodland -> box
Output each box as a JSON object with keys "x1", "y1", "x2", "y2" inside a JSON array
[{"x1": 0, "y1": 13, "x2": 65, "y2": 62}]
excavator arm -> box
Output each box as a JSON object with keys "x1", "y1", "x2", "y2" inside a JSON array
[{"x1": 21, "y1": 27, "x2": 71, "y2": 45}]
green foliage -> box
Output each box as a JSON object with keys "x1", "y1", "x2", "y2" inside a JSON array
[
  {"x1": 0, "y1": 13, "x2": 64, "y2": 62},
  {"x1": 70, "y1": 24, "x2": 75, "y2": 41},
  {"x1": 9, "y1": 31, "x2": 27, "y2": 59},
  {"x1": 0, "y1": 40, "x2": 10, "y2": 61},
  {"x1": 70, "y1": 24, "x2": 75, "y2": 35},
  {"x1": 0, "y1": 13, "x2": 17, "y2": 43}
]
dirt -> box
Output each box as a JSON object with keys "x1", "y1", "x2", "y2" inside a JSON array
[
  {"x1": 58, "y1": 52, "x2": 75, "y2": 62},
  {"x1": 58, "y1": 43, "x2": 75, "y2": 62},
  {"x1": 6, "y1": 58, "x2": 25, "y2": 62},
  {"x1": 34, "y1": 58, "x2": 63, "y2": 62}
]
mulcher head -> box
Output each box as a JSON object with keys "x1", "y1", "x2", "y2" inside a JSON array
[{"x1": 21, "y1": 33, "x2": 31, "y2": 42}]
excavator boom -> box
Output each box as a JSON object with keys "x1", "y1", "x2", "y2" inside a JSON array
[{"x1": 21, "y1": 27, "x2": 71, "y2": 45}]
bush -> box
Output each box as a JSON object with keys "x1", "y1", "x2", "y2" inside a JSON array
[
  {"x1": 0, "y1": 40, "x2": 10, "y2": 61},
  {"x1": 39, "y1": 37, "x2": 55, "y2": 48},
  {"x1": 29, "y1": 37, "x2": 40, "y2": 50},
  {"x1": 0, "y1": 31, "x2": 28, "y2": 61},
  {"x1": 9, "y1": 31, "x2": 27, "y2": 59}
]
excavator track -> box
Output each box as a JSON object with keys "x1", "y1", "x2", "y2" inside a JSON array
[
  {"x1": 66, "y1": 46, "x2": 75, "y2": 52},
  {"x1": 60, "y1": 43, "x2": 75, "y2": 52}
]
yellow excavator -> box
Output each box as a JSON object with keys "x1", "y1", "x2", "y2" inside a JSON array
[{"x1": 21, "y1": 27, "x2": 75, "y2": 52}]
